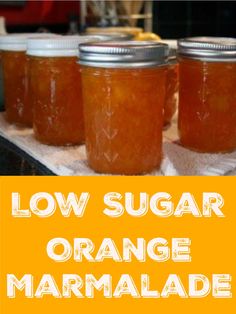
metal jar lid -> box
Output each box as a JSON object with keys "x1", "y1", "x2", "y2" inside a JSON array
[
  {"x1": 178, "y1": 37, "x2": 236, "y2": 61},
  {"x1": 79, "y1": 41, "x2": 169, "y2": 68}
]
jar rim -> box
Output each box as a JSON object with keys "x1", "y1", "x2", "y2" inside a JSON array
[
  {"x1": 178, "y1": 37, "x2": 236, "y2": 61},
  {"x1": 79, "y1": 41, "x2": 169, "y2": 67},
  {"x1": 79, "y1": 60, "x2": 168, "y2": 69}
]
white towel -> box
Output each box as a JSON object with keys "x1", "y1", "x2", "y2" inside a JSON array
[
  {"x1": 162, "y1": 142, "x2": 236, "y2": 176},
  {"x1": 0, "y1": 113, "x2": 235, "y2": 176},
  {"x1": 0, "y1": 114, "x2": 95, "y2": 176}
]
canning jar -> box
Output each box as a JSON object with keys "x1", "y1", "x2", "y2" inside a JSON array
[
  {"x1": 178, "y1": 37, "x2": 236, "y2": 153},
  {"x1": 0, "y1": 33, "x2": 57, "y2": 126},
  {"x1": 0, "y1": 35, "x2": 29, "y2": 125},
  {"x1": 27, "y1": 36, "x2": 95, "y2": 146},
  {"x1": 79, "y1": 41, "x2": 168, "y2": 175}
]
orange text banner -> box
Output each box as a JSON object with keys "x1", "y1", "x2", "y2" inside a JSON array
[{"x1": 0, "y1": 176, "x2": 235, "y2": 313}]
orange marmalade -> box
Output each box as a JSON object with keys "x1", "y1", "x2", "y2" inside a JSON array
[
  {"x1": 164, "y1": 61, "x2": 179, "y2": 128},
  {"x1": 79, "y1": 42, "x2": 168, "y2": 175},
  {"x1": 0, "y1": 34, "x2": 58, "y2": 126},
  {"x1": 178, "y1": 37, "x2": 236, "y2": 153},
  {"x1": 27, "y1": 37, "x2": 92, "y2": 146},
  {"x1": 1, "y1": 51, "x2": 30, "y2": 125},
  {"x1": 29, "y1": 56, "x2": 84, "y2": 145}
]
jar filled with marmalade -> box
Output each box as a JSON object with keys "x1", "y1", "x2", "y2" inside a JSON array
[
  {"x1": 79, "y1": 41, "x2": 168, "y2": 175},
  {"x1": 27, "y1": 36, "x2": 96, "y2": 146},
  {"x1": 0, "y1": 35, "x2": 29, "y2": 125},
  {"x1": 0, "y1": 33, "x2": 57, "y2": 126},
  {"x1": 178, "y1": 37, "x2": 236, "y2": 153}
]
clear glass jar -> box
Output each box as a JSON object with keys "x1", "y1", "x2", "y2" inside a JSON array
[
  {"x1": 29, "y1": 55, "x2": 83, "y2": 145},
  {"x1": 27, "y1": 36, "x2": 95, "y2": 146},
  {"x1": 0, "y1": 35, "x2": 29, "y2": 125},
  {"x1": 79, "y1": 41, "x2": 168, "y2": 175},
  {"x1": 178, "y1": 37, "x2": 236, "y2": 153},
  {"x1": 0, "y1": 34, "x2": 58, "y2": 126}
]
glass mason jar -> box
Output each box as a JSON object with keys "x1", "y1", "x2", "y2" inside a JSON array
[
  {"x1": 27, "y1": 36, "x2": 97, "y2": 146},
  {"x1": 0, "y1": 33, "x2": 57, "y2": 126},
  {"x1": 0, "y1": 35, "x2": 29, "y2": 125},
  {"x1": 79, "y1": 41, "x2": 169, "y2": 175},
  {"x1": 178, "y1": 37, "x2": 236, "y2": 153}
]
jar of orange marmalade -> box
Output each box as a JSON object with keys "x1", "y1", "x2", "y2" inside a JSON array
[
  {"x1": 0, "y1": 34, "x2": 57, "y2": 126},
  {"x1": 0, "y1": 35, "x2": 29, "y2": 125},
  {"x1": 27, "y1": 36, "x2": 98, "y2": 146},
  {"x1": 79, "y1": 41, "x2": 168, "y2": 175},
  {"x1": 178, "y1": 37, "x2": 236, "y2": 153}
]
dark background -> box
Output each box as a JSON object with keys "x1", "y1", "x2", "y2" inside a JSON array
[
  {"x1": 0, "y1": 1, "x2": 235, "y2": 38},
  {"x1": 153, "y1": 1, "x2": 236, "y2": 38}
]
